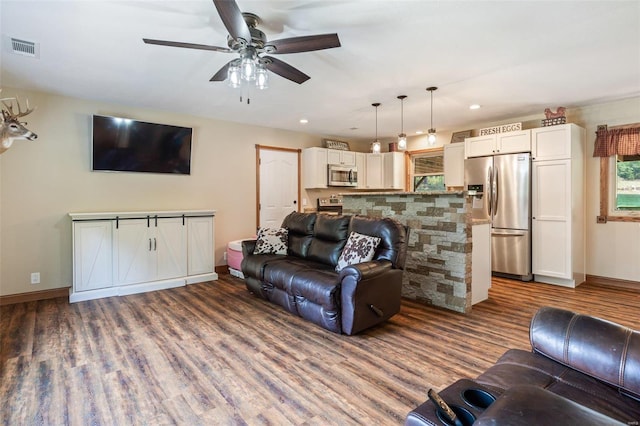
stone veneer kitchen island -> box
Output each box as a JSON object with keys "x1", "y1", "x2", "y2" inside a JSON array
[{"x1": 342, "y1": 191, "x2": 488, "y2": 314}]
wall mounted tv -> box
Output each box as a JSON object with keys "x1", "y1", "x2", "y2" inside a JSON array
[{"x1": 92, "y1": 115, "x2": 192, "y2": 175}]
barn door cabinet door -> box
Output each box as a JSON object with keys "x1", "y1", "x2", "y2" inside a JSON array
[
  {"x1": 114, "y1": 217, "x2": 187, "y2": 285},
  {"x1": 72, "y1": 220, "x2": 113, "y2": 292}
]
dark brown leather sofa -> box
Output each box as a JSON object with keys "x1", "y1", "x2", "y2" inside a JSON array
[
  {"x1": 406, "y1": 306, "x2": 640, "y2": 425},
  {"x1": 241, "y1": 211, "x2": 408, "y2": 335}
]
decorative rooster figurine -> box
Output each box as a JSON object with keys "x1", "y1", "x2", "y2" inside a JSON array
[{"x1": 1, "y1": 91, "x2": 37, "y2": 155}]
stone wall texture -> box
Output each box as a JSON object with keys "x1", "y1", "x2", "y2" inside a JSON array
[{"x1": 342, "y1": 192, "x2": 472, "y2": 313}]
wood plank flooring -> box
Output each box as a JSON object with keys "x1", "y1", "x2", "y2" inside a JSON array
[{"x1": 1, "y1": 275, "x2": 639, "y2": 425}]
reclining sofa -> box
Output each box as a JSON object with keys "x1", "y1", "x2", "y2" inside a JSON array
[
  {"x1": 241, "y1": 211, "x2": 408, "y2": 335},
  {"x1": 406, "y1": 306, "x2": 640, "y2": 425}
]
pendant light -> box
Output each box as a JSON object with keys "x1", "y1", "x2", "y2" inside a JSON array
[
  {"x1": 397, "y1": 95, "x2": 407, "y2": 150},
  {"x1": 426, "y1": 86, "x2": 438, "y2": 145},
  {"x1": 371, "y1": 102, "x2": 381, "y2": 153}
]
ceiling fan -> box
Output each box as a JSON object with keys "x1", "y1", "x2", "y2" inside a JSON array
[{"x1": 143, "y1": 0, "x2": 341, "y2": 86}]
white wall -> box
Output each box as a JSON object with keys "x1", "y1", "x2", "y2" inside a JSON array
[{"x1": 0, "y1": 88, "x2": 335, "y2": 296}]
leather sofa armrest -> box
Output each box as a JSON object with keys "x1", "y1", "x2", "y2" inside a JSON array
[
  {"x1": 475, "y1": 385, "x2": 625, "y2": 426},
  {"x1": 340, "y1": 260, "x2": 402, "y2": 335},
  {"x1": 530, "y1": 307, "x2": 640, "y2": 400},
  {"x1": 338, "y1": 260, "x2": 392, "y2": 281},
  {"x1": 241, "y1": 239, "x2": 257, "y2": 257}
]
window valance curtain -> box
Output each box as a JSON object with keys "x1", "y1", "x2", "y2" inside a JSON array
[{"x1": 593, "y1": 126, "x2": 640, "y2": 157}]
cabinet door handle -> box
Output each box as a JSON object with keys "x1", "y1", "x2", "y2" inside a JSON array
[
  {"x1": 153, "y1": 238, "x2": 157, "y2": 251},
  {"x1": 149, "y1": 238, "x2": 152, "y2": 251}
]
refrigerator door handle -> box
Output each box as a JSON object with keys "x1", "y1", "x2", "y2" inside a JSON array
[
  {"x1": 487, "y1": 165, "x2": 493, "y2": 216},
  {"x1": 492, "y1": 230, "x2": 526, "y2": 237},
  {"x1": 492, "y1": 165, "x2": 499, "y2": 216}
]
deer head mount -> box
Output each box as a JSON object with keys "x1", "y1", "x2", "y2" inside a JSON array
[{"x1": 1, "y1": 91, "x2": 37, "y2": 155}]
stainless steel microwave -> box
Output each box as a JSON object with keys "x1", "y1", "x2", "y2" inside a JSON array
[{"x1": 328, "y1": 164, "x2": 357, "y2": 187}]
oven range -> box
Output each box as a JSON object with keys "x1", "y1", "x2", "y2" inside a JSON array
[{"x1": 317, "y1": 196, "x2": 343, "y2": 215}]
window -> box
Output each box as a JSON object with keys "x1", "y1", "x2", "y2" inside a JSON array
[
  {"x1": 611, "y1": 154, "x2": 640, "y2": 213},
  {"x1": 411, "y1": 149, "x2": 444, "y2": 192},
  {"x1": 595, "y1": 124, "x2": 640, "y2": 223}
]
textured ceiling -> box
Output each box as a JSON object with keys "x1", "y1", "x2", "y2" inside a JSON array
[{"x1": 2, "y1": 0, "x2": 639, "y2": 141}]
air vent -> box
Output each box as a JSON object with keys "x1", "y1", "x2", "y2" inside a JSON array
[{"x1": 9, "y1": 37, "x2": 39, "y2": 58}]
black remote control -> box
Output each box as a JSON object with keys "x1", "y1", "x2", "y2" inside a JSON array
[{"x1": 428, "y1": 388, "x2": 459, "y2": 425}]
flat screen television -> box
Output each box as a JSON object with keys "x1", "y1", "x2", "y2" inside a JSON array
[{"x1": 92, "y1": 115, "x2": 192, "y2": 175}]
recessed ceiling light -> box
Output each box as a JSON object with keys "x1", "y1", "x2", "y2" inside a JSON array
[
  {"x1": 299, "y1": 118, "x2": 309, "y2": 124},
  {"x1": 416, "y1": 130, "x2": 424, "y2": 135},
  {"x1": 469, "y1": 104, "x2": 481, "y2": 110}
]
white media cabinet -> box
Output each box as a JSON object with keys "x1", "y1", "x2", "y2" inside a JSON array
[{"x1": 69, "y1": 210, "x2": 217, "y2": 302}]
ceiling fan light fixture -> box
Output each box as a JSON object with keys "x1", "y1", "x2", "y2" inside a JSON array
[
  {"x1": 256, "y1": 63, "x2": 268, "y2": 90},
  {"x1": 227, "y1": 61, "x2": 241, "y2": 88},
  {"x1": 426, "y1": 86, "x2": 438, "y2": 146}
]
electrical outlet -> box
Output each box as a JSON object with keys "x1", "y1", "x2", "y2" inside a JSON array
[
  {"x1": 223, "y1": 252, "x2": 227, "y2": 261},
  {"x1": 31, "y1": 272, "x2": 40, "y2": 284}
]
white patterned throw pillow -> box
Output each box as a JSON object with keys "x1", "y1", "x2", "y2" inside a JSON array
[
  {"x1": 335, "y1": 232, "x2": 381, "y2": 272},
  {"x1": 253, "y1": 227, "x2": 289, "y2": 255}
]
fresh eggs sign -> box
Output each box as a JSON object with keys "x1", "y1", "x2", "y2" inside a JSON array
[{"x1": 479, "y1": 122, "x2": 522, "y2": 136}]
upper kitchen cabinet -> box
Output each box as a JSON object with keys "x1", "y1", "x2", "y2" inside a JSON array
[
  {"x1": 465, "y1": 130, "x2": 531, "y2": 158},
  {"x1": 327, "y1": 149, "x2": 356, "y2": 166},
  {"x1": 355, "y1": 152, "x2": 368, "y2": 190},
  {"x1": 531, "y1": 123, "x2": 583, "y2": 161},
  {"x1": 384, "y1": 152, "x2": 406, "y2": 190},
  {"x1": 302, "y1": 147, "x2": 328, "y2": 189},
  {"x1": 365, "y1": 153, "x2": 384, "y2": 189},
  {"x1": 444, "y1": 143, "x2": 465, "y2": 188}
]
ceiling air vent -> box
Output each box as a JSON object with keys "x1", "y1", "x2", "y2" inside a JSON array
[{"x1": 9, "y1": 37, "x2": 39, "y2": 58}]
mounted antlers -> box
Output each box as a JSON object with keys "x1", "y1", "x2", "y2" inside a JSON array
[{"x1": 1, "y1": 90, "x2": 37, "y2": 155}]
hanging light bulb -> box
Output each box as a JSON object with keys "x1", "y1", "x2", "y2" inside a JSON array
[
  {"x1": 426, "y1": 86, "x2": 438, "y2": 145},
  {"x1": 255, "y1": 63, "x2": 269, "y2": 90},
  {"x1": 371, "y1": 102, "x2": 381, "y2": 153},
  {"x1": 397, "y1": 95, "x2": 407, "y2": 150},
  {"x1": 239, "y1": 47, "x2": 257, "y2": 81},
  {"x1": 227, "y1": 60, "x2": 241, "y2": 88}
]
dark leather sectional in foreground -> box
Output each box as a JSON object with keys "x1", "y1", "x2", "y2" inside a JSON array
[{"x1": 406, "y1": 306, "x2": 640, "y2": 425}]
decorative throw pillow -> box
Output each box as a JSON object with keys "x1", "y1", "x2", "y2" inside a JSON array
[
  {"x1": 253, "y1": 227, "x2": 289, "y2": 255},
  {"x1": 335, "y1": 232, "x2": 381, "y2": 272}
]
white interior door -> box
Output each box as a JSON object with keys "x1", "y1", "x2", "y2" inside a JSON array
[{"x1": 259, "y1": 148, "x2": 299, "y2": 228}]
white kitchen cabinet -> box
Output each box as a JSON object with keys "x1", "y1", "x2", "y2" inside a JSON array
[
  {"x1": 69, "y1": 210, "x2": 217, "y2": 302},
  {"x1": 531, "y1": 124, "x2": 585, "y2": 287},
  {"x1": 302, "y1": 147, "x2": 328, "y2": 189},
  {"x1": 365, "y1": 153, "x2": 384, "y2": 189},
  {"x1": 384, "y1": 152, "x2": 406, "y2": 189},
  {"x1": 355, "y1": 152, "x2": 367, "y2": 189},
  {"x1": 327, "y1": 149, "x2": 356, "y2": 166},
  {"x1": 72, "y1": 220, "x2": 113, "y2": 292},
  {"x1": 444, "y1": 143, "x2": 465, "y2": 188},
  {"x1": 531, "y1": 123, "x2": 582, "y2": 161},
  {"x1": 465, "y1": 130, "x2": 531, "y2": 158},
  {"x1": 472, "y1": 222, "x2": 491, "y2": 305}
]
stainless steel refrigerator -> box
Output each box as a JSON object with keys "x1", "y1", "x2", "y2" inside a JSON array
[{"x1": 465, "y1": 152, "x2": 532, "y2": 281}]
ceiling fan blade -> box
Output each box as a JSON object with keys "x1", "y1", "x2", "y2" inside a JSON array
[
  {"x1": 212, "y1": 0, "x2": 251, "y2": 43},
  {"x1": 263, "y1": 56, "x2": 310, "y2": 84},
  {"x1": 266, "y1": 33, "x2": 341, "y2": 54},
  {"x1": 143, "y1": 38, "x2": 232, "y2": 53},
  {"x1": 210, "y1": 61, "x2": 233, "y2": 82}
]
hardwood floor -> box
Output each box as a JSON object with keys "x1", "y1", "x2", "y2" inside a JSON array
[{"x1": 1, "y1": 275, "x2": 639, "y2": 425}]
